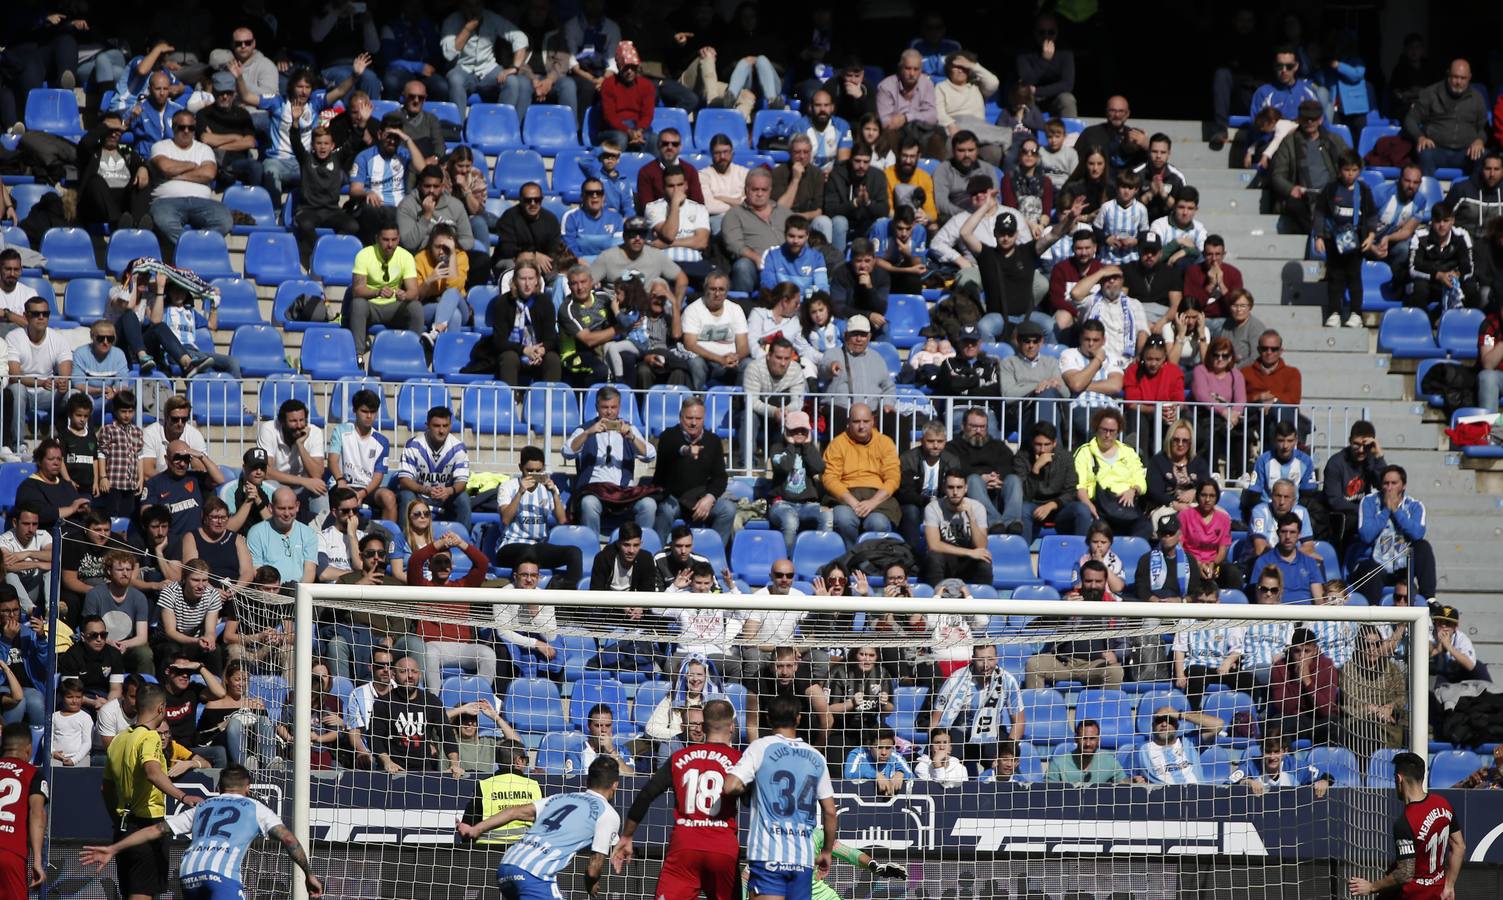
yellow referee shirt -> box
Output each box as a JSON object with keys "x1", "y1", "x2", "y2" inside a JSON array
[{"x1": 104, "y1": 724, "x2": 168, "y2": 819}]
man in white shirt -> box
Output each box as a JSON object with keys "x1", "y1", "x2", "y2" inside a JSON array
[
  {"x1": 740, "y1": 560, "x2": 819, "y2": 678},
  {"x1": 657, "y1": 560, "x2": 744, "y2": 679},
  {"x1": 698, "y1": 135, "x2": 749, "y2": 233},
  {"x1": 148, "y1": 110, "x2": 232, "y2": 254},
  {"x1": 141, "y1": 394, "x2": 209, "y2": 477},
  {"x1": 316, "y1": 488, "x2": 365, "y2": 583},
  {"x1": 1149, "y1": 186, "x2": 1208, "y2": 269},
  {"x1": 346, "y1": 645, "x2": 397, "y2": 769},
  {"x1": 0, "y1": 249, "x2": 36, "y2": 336},
  {"x1": 257, "y1": 398, "x2": 329, "y2": 521},
  {"x1": 327, "y1": 388, "x2": 396, "y2": 522},
  {"x1": 1059, "y1": 319, "x2": 1127, "y2": 441},
  {"x1": 439, "y1": 0, "x2": 532, "y2": 117},
  {"x1": 5, "y1": 295, "x2": 72, "y2": 457},
  {"x1": 677, "y1": 271, "x2": 750, "y2": 391},
  {"x1": 1071, "y1": 265, "x2": 1150, "y2": 360},
  {"x1": 645, "y1": 166, "x2": 711, "y2": 275}
]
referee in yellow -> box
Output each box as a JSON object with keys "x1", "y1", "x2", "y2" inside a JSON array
[{"x1": 102, "y1": 683, "x2": 203, "y2": 900}]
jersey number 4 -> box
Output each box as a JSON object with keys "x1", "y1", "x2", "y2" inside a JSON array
[
  {"x1": 680, "y1": 769, "x2": 725, "y2": 816},
  {"x1": 769, "y1": 771, "x2": 818, "y2": 818},
  {"x1": 539, "y1": 805, "x2": 576, "y2": 832}
]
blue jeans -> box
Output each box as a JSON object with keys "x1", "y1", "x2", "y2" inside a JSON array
[
  {"x1": 1479, "y1": 369, "x2": 1503, "y2": 410},
  {"x1": 999, "y1": 475, "x2": 1091, "y2": 541},
  {"x1": 260, "y1": 157, "x2": 301, "y2": 208},
  {"x1": 470, "y1": 213, "x2": 496, "y2": 248},
  {"x1": 728, "y1": 56, "x2": 780, "y2": 101},
  {"x1": 424, "y1": 288, "x2": 472, "y2": 333},
  {"x1": 0, "y1": 686, "x2": 45, "y2": 729},
  {"x1": 1417, "y1": 145, "x2": 1474, "y2": 178},
  {"x1": 768, "y1": 500, "x2": 832, "y2": 555},
  {"x1": 731, "y1": 257, "x2": 760, "y2": 294},
  {"x1": 831, "y1": 504, "x2": 893, "y2": 550},
  {"x1": 224, "y1": 712, "x2": 278, "y2": 765},
  {"x1": 78, "y1": 48, "x2": 125, "y2": 87},
  {"x1": 578, "y1": 493, "x2": 657, "y2": 537},
  {"x1": 148, "y1": 197, "x2": 232, "y2": 253},
  {"x1": 320, "y1": 623, "x2": 427, "y2": 683},
  {"x1": 967, "y1": 474, "x2": 1005, "y2": 527},
  {"x1": 828, "y1": 216, "x2": 851, "y2": 252},
  {"x1": 398, "y1": 486, "x2": 472, "y2": 531},
  {"x1": 684, "y1": 354, "x2": 748, "y2": 392},
  {"x1": 597, "y1": 127, "x2": 656, "y2": 153},
  {"x1": 655, "y1": 493, "x2": 737, "y2": 548},
  {"x1": 447, "y1": 64, "x2": 531, "y2": 117},
  {"x1": 323, "y1": 63, "x2": 383, "y2": 101},
  {"x1": 977, "y1": 311, "x2": 1056, "y2": 342}
]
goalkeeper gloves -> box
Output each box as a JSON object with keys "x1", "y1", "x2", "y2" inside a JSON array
[{"x1": 867, "y1": 861, "x2": 907, "y2": 880}]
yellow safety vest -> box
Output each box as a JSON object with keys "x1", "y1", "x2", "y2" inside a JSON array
[{"x1": 475, "y1": 772, "x2": 543, "y2": 845}]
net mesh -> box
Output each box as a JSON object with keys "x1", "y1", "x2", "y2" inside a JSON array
[{"x1": 228, "y1": 585, "x2": 1415, "y2": 900}]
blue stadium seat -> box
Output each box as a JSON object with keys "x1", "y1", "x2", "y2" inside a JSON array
[
  {"x1": 1428, "y1": 750, "x2": 1483, "y2": 788},
  {"x1": 1135, "y1": 688, "x2": 1191, "y2": 737},
  {"x1": 1075, "y1": 688, "x2": 1135, "y2": 748},
  {"x1": 368, "y1": 330, "x2": 430, "y2": 381},
  {"x1": 395, "y1": 379, "x2": 451, "y2": 429},
  {"x1": 1219, "y1": 589, "x2": 1249, "y2": 604},
  {"x1": 1437, "y1": 308, "x2": 1484, "y2": 360},
  {"x1": 40, "y1": 228, "x2": 103, "y2": 279},
  {"x1": 210, "y1": 278, "x2": 265, "y2": 329},
  {"x1": 642, "y1": 385, "x2": 692, "y2": 436},
  {"x1": 229, "y1": 325, "x2": 293, "y2": 376},
  {"x1": 544, "y1": 527, "x2": 599, "y2": 577},
  {"x1": 541, "y1": 196, "x2": 568, "y2": 220},
  {"x1": 105, "y1": 229, "x2": 161, "y2": 276},
  {"x1": 460, "y1": 381, "x2": 521, "y2": 436},
  {"x1": 989, "y1": 534, "x2": 1042, "y2": 588},
  {"x1": 1313, "y1": 540, "x2": 1340, "y2": 580},
  {"x1": 1377, "y1": 308, "x2": 1443, "y2": 359},
  {"x1": 243, "y1": 232, "x2": 304, "y2": 286},
  {"x1": 432, "y1": 331, "x2": 485, "y2": 383},
  {"x1": 1365, "y1": 748, "x2": 1400, "y2": 787},
  {"x1": 535, "y1": 731, "x2": 587, "y2": 774},
  {"x1": 1021, "y1": 688, "x2": 1072, "y2": 744},
  {"x1": 1112, "y1": 536, "x2": 1150, "y2": 586},
  {"x1": 703, "y1": 385, "x2": 741, "y2": 439},
  {"x1": 326, "y1": 376, "x2": 389, "y2": 426},
  {"x1": 271, "y1": 279, "x2": 328, "y2": 332},
  {"x1": 491, "y1": 149, "x2": 548, "y2": 199},
  {"x1": 174, "y1": 230, "x2": 236, "y2": 281},
  {"x1": 1325, "y1": 124, "x2": 1353, "y2": 151},
  {"x1": 1010, "y1": 585, "x2": 1060, "y2": 602},
  {"x1": 222, "y1": 185, "x2": 279, "y2": 233},
  {"x1": 691, "y1": 527, "x2": 728, "y2": 573},
  {"x1": 631, "y1": 680, "x2": 670, "y2": 731},
  {"x1": 10, "y1": 184, "x2": 57, "y2": 222},
  {"x1": 297, "y1": 326, "x2": 362, "y2": 378},
  {"x1": 24, "y1": 89, "x2": 83, "y2": 141},
  {"x1": 570, "y1": 677, "x2": 630, "y2": 734},
  {"x1": 62, "y1": 278, "x2": 111, "y2": 324},
  {"x1": 1201, "y1": 691, "x2": 1257, "y2": 746},
  {"x1": 730, "y1": 530, "x2": 787, "y2": 587},
  {"x1": 523, "y1": 381, "x2": 583, "y2": 436},
  {"x1": 469, "y1": 284, "x2": 501, "y2": 334},
  {"x1": 427, "y1": 101, "x2": 462, "y2": 128},
  {"x1": 257, "y1": 374, "x2": 323, "y2": 426},
  {"x1": 868, "y1": 341, "x2": 901, "y2": 378},
  {"x1": 247, "y1": 675, "x2": 289, "y2": 723},
  {"x1": 733, "y1": 150, "x2": 774, "y2": 170},
  {"x1": 792, "y1": 531, "x2": 845, "y2": 580},
  {"x1": 1360, "y1": 261, "x2": 1401, "y2": 314},
  {"x1": 504, "y1": 678, "x2": 566, "y2": 734},
  {"x1": 1199, "y1": 746, "x2": 1237, "y2": 785},
  {"x1": 1417, "y1": 176, "x2": 1444, "y2": 209},
  {"x1": 0, "y1": 226, "x2": 29, "y2": 249},
  {"x1": 523, "y1": 104, "x2": 580, "y2": 155},
  {"x1": 1305, "y1": 746, "x2": 1362, "y2": 787},
  {"x1": 19, "y1": 277, "x2": 58, "y2": 319},
  {"x1": 616, "y1": 151, "x2": 654, "y2": 183},
  {"x1": 1357, "y1": 124, "x2": 1401, "y2": 176},
  {"x1": 440, "y1": 675, "x2": 504, "y2": 736},
  {"x1": 557, "y1": 635, "x2": 598, "y2": 683},
  {"x1": 311, "y1": 234, "x2": 362, "y2": 287},
  {"x1": 1037, "y1": 535, "x2": 1086, "y2": 589},
  {"x1": 693, "y1": 108, "x2": 748, "y2": 153},
  {"x1": 464, "y1": 103, "x2": 522, "y2": 154},
  {"x1": 651, "y1": 108, "x2": 694, "y2": 149},
  {"x1": 882, "y1": 294, "x2": 928, "y2": 349},
  {"x1": 751, "y1": 110, "x2": 802, "y2": 161},
  {"x1": 550, "y1": 148, "x2": 591, "y2": 202},
  {"x1": 187, "y1": 373, "x2": 253, "y2": 426},
  {"x1": 0, "y1": 463, "x2": 37, "y2": 513},
  {"x1": 886, "y1": 686, "x2": 929, "y2": 744}
]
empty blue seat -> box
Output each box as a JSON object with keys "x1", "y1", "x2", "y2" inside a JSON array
[
  {"x1": 1437, "y1": 308, "x2": 1484, "y2": 360},
  {"x1": 1428, "y1": 750, "x2": 1483, "y2": 788},
  {"x1": 270, "y1": 279, "x2": 328, "y2": 333},
  {"x1": 730, "y1": 530, "x2": 787, "y2": 587},
  {"x1": 523, "y1": 104, "x2": 580, "y2": 155},
  {"x1": 547, "y1": 525, "x2": 600, "y2": 577},
  {"x1": 1305, "y1": 746, "x2": 1362, "y2": 786},
  {"x1": 460, "y1": 381, "x2": 521, "y2": 435},
  {"x1": 650, "y1": 107, "x2": 694, "y2": 148},
  {"x1": 1112, "y1": 536, "x2": 1150, "y2": 586},
  {"x1": 432, "y1": 331, "x2": 485, "y2": 383},
  {"x1": 395, "y1": 380, "x2": 452, "y2": 429},
  {"x1": 1377, "y1": 308, "x2": 1443, "y2": 359},
  {"x1": 1365, "y1": 748, "x2": 1400, "y2": 787},
  {"x1": 24, "y1": 89, "x2": 83, "y2": 140},
  {"x1": 1010, "y1": 584, "x2": 1061, "y2": 602},
  {"x1": 229, "y1": 325, "x2": 293, "y2": 376},
  {"x1": 1037, "y1": 535, "x2": 1086, "y2": 589},
  {"x1": 222, "y1": 185, "x2": 279, "y2": 233},
  {"x1": 989, "y1": 534, "x2": 1042, "y2": 588},
  {"x1": 1360, "y1": 260, "x2": 1401, "y2": 314},
  {"x1": 19, "y1": 277, "x2": 58, "y2": 318},
  {"x1": 187, "y1": 373, "x2": 253, "y2": 426},
  {"x1": 369, "y1": 330, "x2": 430, "y2": 381},
  {"x1": 883, "y1": 294, "x2": 928, "y2": 349},
  {"x1": 886, "y1": 686, "x2": 929, "y2": 744},
  {"x1": 0, "y1": 463, "x2": 37, "y2": 512},
  {"x1": 106, "y1": 229, "x2": 162, "y2": 276},
  {"x1": 1075, "y1": 688, "x2": 1136, "y2": 748},
  {"x1": 524, "y1": 382, "x2": 583, "y2": 436},
  {"x1": 570, "y1": 677, "x2": 630, "y2": 733},
  {"x1": 535, "y1": 731, "x2": 587, "y2": 774},
  {"x1": 40, "y1": 228, "x2": 103, "y2": 279},
  {"x1": 869, "y1": 340, "x2": 901, "y2": 378},
  {"x1": 1357, "y1": 124, "x2": 1401, "y2": 176},
  {"x1": 464, "y1": 103, "x2": 522, "y2": 154},
  {"x1": 297, "y1": 327, "x2": 362, "y2": 380},
  {"x1": 631, "y1": 680, "x2": 671, "y2": 731},
  {"x1": 615, "y1": 151, "x2": 653, "y2": 183},
  {"x1": 210, "y1": 278, "x2": 265, "y2": 329},
  {"x1": 504, "y1": 678, "x2": 566, "y2": 734},
  {"x1": 642, "y1": 384, "x2": 692, "y2": 436},
  {"x1": 557, "y1": 635, "x2": 598, "y2": 682},
  {"x1": 174, "y1": 230, "x2": 236, "y2": 280},
  {"x1": 694, "y1": 108, "x2": 748, "y2": 153},
  {"x1": 10, "y1": 184, "x2": 57, "y2": 222},
  {"x1": 243, "y1": 232, "x2": 304, "y2": 286},
  {"x1": 469, "y1": 284, "x2": 501, "y2": 334},
  {"x1": 1021, "y1": 688, "x2": 1071, "y2": 744},
  {"x1": 1201, "y1": 691, "x2": 1257, "y2": 746},
  {"x1": 491, "y1": 149, "x2": 548, "y2": 199},
  {"x1": 703, "y1": 385, "x2": 741, "y2": 439},
  {"x1": 311, "y1": 234, "x2": 362, "y2": 287},
  {"x1": 326, "y1": 376, "x2": 389, "y2": 426},
  {"x1": 750, "y1": 109, "x2": 803, "y2": 160},
  {"x1": 427, "y1": 101, "x2": 462, "y2": 127},
  {"x1": 792, "y1": 530, "x2": 845, "y2": 580},
  {"x1": 257, "y1": 374, "x2": 324, "y2": 424},
  {"x1": 550, "y1": 148, "x2": 591, "y2": 202},
  {"x1": 62, "y1": 278, "x2": 111, "y2": 324},
  {"x1": 691, "y1": 527, "x2": 728, "y2": 573}
]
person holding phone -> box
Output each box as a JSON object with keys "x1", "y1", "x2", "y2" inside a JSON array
[{"x1": 414, "y1": 223, "x2": 473, "y2": 337}]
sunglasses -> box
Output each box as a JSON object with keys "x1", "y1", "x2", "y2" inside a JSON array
[
  {"x1": 84, "y1": 631, "x2": 108, "y2": 640},
  {"x1": 659, "y1": 140, "x2": 681, "y2": 148},
  {"x1": 1212, "y1": 352, "x2": 1232, "y2": 359},
  {"x1": 1152, "y1": 715, "x2": 1177, "y2": 725},
  {"x1": 826, "y1": 577, "x2": 847, "y2": 585},
  {"x1": 1170, "y1": 436, "x2": 1191, "y2": 444},
  {"x1": 337, "y1": 506, "x2": 360, "y2": 515},
  {"x1": 25, "y1": 310, "x2": 49, "y2": 318},
  {"x1": 171, "y1": 454, "x2": 192, "y2": 464},
  {"x1": 233, "y1": 39, "x2": 254, "y2": 47},
  {"x1": 583, "y1": 189, "x2": 604, "y2": 197},
  {"x1": 1275, "y1": 62, "x2": 1297, "y2": 70},
  {"x1": 410, "y1": 509, "x2": 431, "y2": 518},
  {"x1": 600, "y1": 152, "x2": 621, "y2": 160},
  {"x1": 1020, "y1": 147, "x2": 1039, "y2": 156},
  {"x1": 1020, "y1": 336, "x2": 1042, "y2": 344},
  {"x1": 1256, "y1": 585, "x2": 1279, "y2": 594},
  {"x1": 106, "y1": 127, "x2": 124, "y2": 135},
  {"x1": 169, "y1": 415, "x2": 189, "y2": 423},
  {"x1": 95, "y1": 334, "x2": 116, "y2": 343},
  {"x1": 1258, "y1": 346, "x2": 1282, "y2": 353},
  {"x1": 521, "y1": 196, "x2": 543, "y2": 205},
  {"x1": 362, "y1": 549, "x2": 388, "y2": 559},
  {"x1": 173, "y1": 124, "x2": 196, "y2": 132},
  {"x1": 772, "y1": 572, "x2": 795, "y2": 579},
  {"x1": 404, "y1": 94, "x2": 426, "y2": 101}
]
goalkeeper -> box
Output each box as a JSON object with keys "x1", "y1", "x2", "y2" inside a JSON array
[{"x1": 751, "y1": 829, "x2": 906, "y2": 900}]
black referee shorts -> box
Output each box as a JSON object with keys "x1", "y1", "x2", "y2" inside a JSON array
[{"x1": 115, "y1": 814, "x2": 168, "y2": 898}]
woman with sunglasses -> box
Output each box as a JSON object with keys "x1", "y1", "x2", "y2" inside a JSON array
[
  {"x1": 1144, "y1": 418, "x2": 1210, "y2": 517},
  {"x1": 1340, "y1": 623, "x2": 1407, "y2": 760},
  {"x1": 1189, "y1": 335, "x2": 1247, "y2": 477},
  {"x1": 196, "y1": 659, "x2": 280, "y2": 768},
  {"x1": 388, "y1": 498, "x2": 435, "y2": 583},
  {"x1": 1000, "y1": 136, "x2": 1054, "y2": 237}
]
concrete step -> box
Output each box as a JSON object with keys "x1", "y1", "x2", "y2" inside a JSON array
[
  {"x1": 1194, "y1": 212, "x2": 1284, "y2": 237},
  {"x1": 1297, "y1": 362, "x2": 1407, "y2": 401},
  {"x1": 1193, "y1": 187, "x2": 1265, "y2": 215},
  {"x1": 1227, "y1": 234, "x2": 1311, "y2": 261}
]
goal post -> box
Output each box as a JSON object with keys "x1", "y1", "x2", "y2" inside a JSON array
[{"x1": 265, "y1": 583, "x2": 1431, "y2": 900}]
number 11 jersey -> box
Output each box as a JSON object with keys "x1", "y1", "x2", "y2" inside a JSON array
[
  {"x1": 728, "y1": 734, "x2": 834, "y2": 868},
  {"x1": 668, "y1": 742, "x2": 742, "y2": 857}
]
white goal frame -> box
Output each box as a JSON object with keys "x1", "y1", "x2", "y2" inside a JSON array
[{"x1": 288, "y1": 584, "x2": 1433, "y2": 900}]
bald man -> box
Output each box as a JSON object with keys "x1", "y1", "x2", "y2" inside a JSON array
[
  {"x1": 1078, "y1": 96, "x2": 1149, "y2": 173},
  {"x1": 1405, "y1": 59, "x2": 1489, "y2": 177},
  {"x1": 132, "y1": 71, "x2": 186, "y2": 150},
  {"x1": 140, "y1": 439, "x2": 224, "y2": 538},
  {"x1": 246, "y1": 487, "x2": 319, "y2": 584}
]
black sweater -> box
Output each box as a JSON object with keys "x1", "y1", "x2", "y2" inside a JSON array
[
  {"x1": 950, "y1": 436, "x2": 1015, "y2": 479},
  {"x1": 652, "y1": 425, "x2": 729, "y2": 506},
  {"x1": 370, "y1": 687, "x2": 454, "y2": 771},
  {"x1": 290, "y1": 121, "x2": 353, "y2": 212},
  {"x1": 493, "y1": 207, "x2": 564, "y2": 263}
]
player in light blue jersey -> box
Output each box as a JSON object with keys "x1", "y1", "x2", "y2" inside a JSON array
[
  {"x1": 724, "y1": 695, "x2": 839, "y2": 900},
  {"x1": 458, "y1": 756, "x2": 622, "y2": 900},
  {"x1": 81, "y1": 765, "x2": 322, "y2": 900}
]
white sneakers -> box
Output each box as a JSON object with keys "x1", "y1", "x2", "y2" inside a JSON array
[
  {"x1": 1325, "y1": 313, "x2": 1342, "y2": 328},
  {"x1": 1346, "y1": 313, "x2": 1364, "y2": 328}
]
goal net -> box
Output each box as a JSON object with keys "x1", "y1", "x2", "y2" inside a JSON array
[{"x1": 225, "y1": 583, "x2": 1428, "y2": 900}]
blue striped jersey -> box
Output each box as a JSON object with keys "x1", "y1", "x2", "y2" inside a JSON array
[
  {"x1": 729, "y1": 733, "x2": 834, "y2": 867},
  {"x1": 329, "y1": 423, "x2": 392, "y2": 491},
  {"x1": 352, "y1": 146, "x2": 413, "y2": 207},
  {"x1": 502, "y1": 790, "x2": 620, "y2": 880},
  {"x1": 1240, "y1": 621, "x2": 1292, "y2": 669},
  {"x1": 256, "y1": 93, "x2": 331, "y2": 161},
  {"x1": 1172, "y1": 622, "x2": 1245, "y2": 669},
  {"x1": 1139, "y1": 739, "x2": 1203, "y2": 785},
  {"x1": 394, "y1": 433, "x2": 471, "y2": 489},
  {"x1": 1149, "y1": 216, "x2": 1207, "y2": 254},
  {"x1": 1310, "y1": 619, "x2": 1357, "y2": 668},
  {"x1": 165, "y1": 794, "x2": 284, "y2": 883},
  {"x1": 1248, "y1": 449, "x2": 1318, "y2": 500},
  {"x1": 497, "y1": 478, "x2": 552, "y2": 545},
  {"x1": 1248, "y1": 502, "x2": 1313, "y2": 545},
  {"x1": 1097, "y1": 198, "x2": 1150, "y2": 264}
]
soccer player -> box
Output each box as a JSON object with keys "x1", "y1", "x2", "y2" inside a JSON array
[
  {"x1": 724, "y1": 694, "x2": 840, "y2": 900},
  {"x1": 611, "y1": 699, "x2": 742, "y2": 900},
  {"x1": 81, "y1": 764, "x2": 323, "y2": 899},
  {"x1": 805, "y1": 830, "x2": 907, "y2": 900},
  {"x1": 0, "y1": 723, "x2": 46, "y2": 895},
  {"x1": 1347, "y1": 751, "x2": 1464, "y2": 900},
  {"x1": 457, "y1": 756, "x2": 622, "y2": 899}
]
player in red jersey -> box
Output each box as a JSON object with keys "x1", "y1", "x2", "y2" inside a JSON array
[
  {"x1": 0, "y1": 723, "x2": 48, "y2": 896},
  {"x1": 611, "y1": 699, "x2": 741, "y2": 900},
  {"x1": 1349, "y1": 751, "x2": 1465, "y2": 900}
]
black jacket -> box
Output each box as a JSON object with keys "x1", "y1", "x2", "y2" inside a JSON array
[
  {"x1": 463, "y1": 291, "x2": 560, "y2": 376},
  {"x1": 829, "y1": 263, "x2": 891, "y2": 318},
  {"x1": 1008, "y1": 447, "x2": 1078, "y2": 505},
  {"x1": 588, "y1": 543, "x2": 658, "y2": 593},
  {"x1": 1443, "y1": 176, "x2": 1503, "y2": 239},
  {"x1": 1408, "y1": 226, "x2": 1475, "y2": 284},
  {"x1": 1144, "y1": 451, "x2": 1212, "y2": 510},
  {"x1": 652, "y1": 425, "x2": 729, "y2": 506},
  {"x1": 290, "y1": 120, "x2": 356, "y2": 212},
  {"x1": 823, "y1": 163, "x2": 889, "y2": 235},
  {"x1": 78, "y1": 124, "x2": 146, "y2": 189},
  {"x1": 492, "y1": 207, "x2": 564, "y2": 264},
  {"x1": 936, "y1": 353, "x2": 1003, "y2": 400},
  {"x1": 950, "y1": 436, "x2": 1015, "y2": 480},
  {"x1": 896, "y1": 447, "x2": 963, "y2": 508},
  {"x1": 767, "y1": 442, "x2": 825, "y2": 503}
]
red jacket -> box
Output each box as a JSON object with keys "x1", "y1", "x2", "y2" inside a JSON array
[
  {"x1": 1123, "y1": 360, "x2": 1185, "y2": 403},
  {"x1": 599, "y1": 72, "x2": 657, "y2": 133},
  {"x1": 1047, "y1": 258, "x2": 1102, "y2": 314},
  {"x1": 409, "y1": 541, "x2": 489, "y2": 642},
  {"x1": 1267, "y1": 651, "x2": 1339, "y2": 721},
  {"x1": 1180, "y1": 262, "x2": 1244, "y2": 318}
]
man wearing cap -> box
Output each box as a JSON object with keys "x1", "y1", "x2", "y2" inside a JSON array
[
  {"x1": 1351, "y1": 464, "x2": 1436, "y2": 608},
  {"x1": 931, "y1": 183, "x2": 1030, "y2": 287},
  {"x1": 589, "y1": 218, "x2": 689, "y2": 303},
  {"x1": 349, "y1": 113, "x2": 427, "y2": 243},
  {"x1": 969, "y1": 202, "x2": 1078, "y2": 342},
  {"x1": 195, "y1": 70, "x2": 261, "y2": 192},
  {"x1": 597, "y1": 41, "x2": 656, "y2": 152},
  {"x1": 760, "y1": 216, "x2": 829, "y2": 299},
  {"x1": 1070, "y1": 265, "x2": 1151, "y2": 360},
  {"x1": 1267, "y1": 627, "x2": 1339, "y2": 744},
  {"x1": 821, "y1": 315, "x2": 897, "y2": 435},
  {"x1": 1268, "y1": 100, "x2": 1349, "y2": 234},
  {"x1": 222, "y1": 449, "x2": 275, "y2": 536},
  {"x1": 937, "y1": 325, "x2": 1004, "y2": 432},
  {"x1": 562, "y1": 177, "x2": 626, "y2": 261},
  {"x1": 636, "y1": 129, "x2": 705, "y2": 215},
  {"x1": 1135, "y1": 514, "x2": 1200, "y2": 602},
  {"x1": 1122, "y1": 231, "x2": 1185, "y2": 326},
  {"x1": 766, "y1": 410, "x2": 830, "y2": 555},
  {"x1": 722, "y1": 169, "x2": 792, "y2": 294},
  {"x1": 645, "y1": 165, "x2": 711, "y2": 279},
  {"x1": 141, "y1": 439, "x2": 225, "y2": 539},
  {"x1": 823, "y1": 404, "x2": 901, "y2": 550},
  {"x1": 1431, "y1": 604, "x2": 1490, "y2": 687}
]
